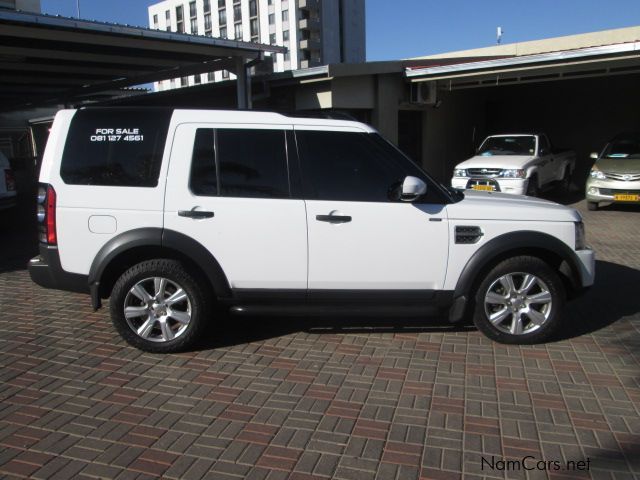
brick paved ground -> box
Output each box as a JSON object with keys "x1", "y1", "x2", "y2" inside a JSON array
[{"x1": 1, "y1": 194, "x2": 639, "y2": 480}]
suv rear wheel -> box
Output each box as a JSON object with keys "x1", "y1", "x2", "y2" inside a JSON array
[
  {"x1": 472, "y1": 256, "x2": 565, "y2": 344},
  {"x1": 110, "y1": 259, "x2": 210, "y2": 353}
]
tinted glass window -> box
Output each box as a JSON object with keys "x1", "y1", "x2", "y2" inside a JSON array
[
  {"x1": 218, "y1": 129, "x2": 289, "y2": 198},
  {"x1": 296, "y1": 131, "x2": 419, "y2": 202},
  {"x1": 60, "y1": 109, "x2": 171, "y2": 187},
  {"x1": 190, "y1": 128, "x2": 289, "y2": 198},
  {"x1": 190, "y1": 129, "x2": 217, "y2": 195}
]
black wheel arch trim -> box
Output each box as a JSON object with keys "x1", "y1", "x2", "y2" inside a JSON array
[
  {"x1": 449, "y1": 230, "x2": 582, "y2": 323},
  {"x1": 88, "y1": 228, "x2": 231, "y2": 309}
]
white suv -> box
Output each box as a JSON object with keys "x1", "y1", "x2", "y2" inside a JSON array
[{"x1": 29, "y1": 108, "x2": 595, "y2": 352}]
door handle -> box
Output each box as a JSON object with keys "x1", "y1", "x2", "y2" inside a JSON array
[
  {"x1": 178, "y1": 209, "x2": 214, "y2": 219},
  {"x1": 316, "y1": 214, "x2": 352, "y2": 223}
]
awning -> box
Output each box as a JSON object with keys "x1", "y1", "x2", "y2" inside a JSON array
[{"x1": 0, "y1": 10, "x2": 286, "y2": 111}]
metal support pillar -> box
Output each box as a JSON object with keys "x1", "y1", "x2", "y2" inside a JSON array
[{"x1": 235, "y1": 56, "x2": 251, "y2": 110}]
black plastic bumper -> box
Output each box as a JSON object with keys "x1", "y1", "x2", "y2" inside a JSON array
[{"x1": 28, "y1": 244, "x2": 89, "y2": 295}]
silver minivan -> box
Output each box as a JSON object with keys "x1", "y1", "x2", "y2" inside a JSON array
[{"x1": 586, "y1": 133, "x2": 640, "y2": 210}]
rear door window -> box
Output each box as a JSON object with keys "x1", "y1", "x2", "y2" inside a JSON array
[
  {"x1": 189, "y1": 128, "x2": 290, "y2": 198},
  {"x1": 60, "y1": 109, "x2": 171, "y2": 187}
]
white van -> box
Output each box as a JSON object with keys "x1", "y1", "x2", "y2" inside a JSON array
[{"x1": 29, "y1": 108, "x2": 595, "y2": 352}]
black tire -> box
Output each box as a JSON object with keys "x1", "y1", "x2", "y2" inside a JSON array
[
  {"x1": 587, "y1": 201, "x2": 598, "y2": 211},
  {"x1": 472, "y1": 256, "x2": 565, "y2": 344},
  {"x1": 526, "y1": 175, "x2": 539, "y2": 196},
  {"x1": 110, "y1": 259, "x2": 210, "y2": 353}
]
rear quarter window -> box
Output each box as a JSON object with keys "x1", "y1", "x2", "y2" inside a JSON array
[{"x1": 60, "y1": 109, "x2": 171, "y2": 187}]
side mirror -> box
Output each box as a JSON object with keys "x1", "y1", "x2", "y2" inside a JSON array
[
  {"x1": 589, "y1": 152, "x2": 599, "y2": 160},
  {"x1": 401, "y1": 176, "x2": 427, "y2": 202}
]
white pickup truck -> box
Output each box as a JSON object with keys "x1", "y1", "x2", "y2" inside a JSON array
[{"x1": 451, "y1": 134, "x2": 575, "y2": 196}]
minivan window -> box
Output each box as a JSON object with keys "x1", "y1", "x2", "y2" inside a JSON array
[
  {"x1": 604, "y1": 136, "x2": 640, "y2": 159},
  {"x1": 296, "y1": 131, "x2": 424, "y2": 202},
  {"x1": 189, "y1": 128, "x2": 290, "y2": 199},
  {"x1": 60, "y1": 109, "x2": 171, "y2": 187}
]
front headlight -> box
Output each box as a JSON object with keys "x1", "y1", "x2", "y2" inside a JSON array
[
  {"x1": 590, "y1": 166, "x2": 606, "y2": 179},
  {"x1": 575, "y1": 221, "x2": 586, "y2": 250},
  {"x1": 501, "y1": 169, "x2": 527, "y2": 178},
  {"x1": 454, "y1": 169, "x2": 467, "y2": 177}
]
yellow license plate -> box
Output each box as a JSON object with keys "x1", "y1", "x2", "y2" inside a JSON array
[
  {"x1": 472, "y1": 185, "x2": 494, "y2": 191},
  {"x1": 614, "y1": 194, "x2": 640, "y2": 201}
]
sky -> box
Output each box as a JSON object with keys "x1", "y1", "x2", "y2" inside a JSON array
[{"x1": 41, "y1": 0, "x2": 640, "y2": 60}]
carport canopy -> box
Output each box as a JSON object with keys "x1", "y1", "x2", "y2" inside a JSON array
[
  {"x1": 405, "y1": 41, "x2": 640, "y2": 89},
  {"x1": 0, "y1": 10, "x2": 287, "y2": 111}
]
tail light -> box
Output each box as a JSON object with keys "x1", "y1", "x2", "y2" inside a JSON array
[
  {"x1": 4, "y1": 169, "x2": 15, "y2": 191},
  {"x1": 37, "y1": 183, "x2": 57, "y2": 245}
]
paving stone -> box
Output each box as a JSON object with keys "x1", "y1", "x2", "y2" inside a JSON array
[{"x1": 1, "y1": 198, "x2": 640, "y2": 479}]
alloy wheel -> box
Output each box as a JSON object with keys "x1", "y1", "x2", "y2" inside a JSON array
[
  {"x1": 123, "y1": 276, "x2": 192, "y2": 342},
  {"x1": 483, "y1": 272, "x2": 553, "y2": 335}
]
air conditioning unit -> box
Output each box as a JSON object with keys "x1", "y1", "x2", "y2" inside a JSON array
[{"x1": 409, "y1": 82, "x2": 437, "y2": 105}]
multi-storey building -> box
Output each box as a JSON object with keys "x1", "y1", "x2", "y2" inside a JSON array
[
  {"x1": 0, "y1": 0, "x2": 40, "y2": 12},
  {"x1": 148, "y1": 0, "x2": 365, "y2": 90}
]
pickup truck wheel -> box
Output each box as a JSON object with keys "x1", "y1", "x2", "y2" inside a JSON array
[
  {"x1": 526, "y1": 176, "x2": 539, "y2": 197},
  {"x1": 472, "y1": 256, "x2": 565, "y2": 344},
  {"x1": 110, "y1": 259, "x2": 210, "y2": 353},
  {"x1": 587, "y1": 201, "x2": 598, "y2": 211}
]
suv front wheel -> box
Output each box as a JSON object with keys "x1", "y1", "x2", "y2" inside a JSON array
[
  {"x1": 472, "y1": 256, "x2": 565, "y2": 344},
  {"x1": 110, "y1": 259, "x2": 210, "y2": 353}
]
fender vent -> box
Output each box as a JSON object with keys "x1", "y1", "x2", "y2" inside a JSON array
[{"x1": 456, "y1": 226, "x2": 483, "y2": 244}]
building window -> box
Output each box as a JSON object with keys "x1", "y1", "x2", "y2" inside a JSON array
[
  {"x1": 218, "y1": 0, "x2": 225, "y2": 7},
  {"x1": 282, "y1": 9, "x2": 288, "y2": 22},
  {"x1": 233, "y1": 4, "x2": 241, "y2": 20},
  {"x1": 190, "y1": 18, "x2": 198, "y2": 34},
  {"x1": 180, "y1": 76, "x2": 188, "y2": 87},
  {"x1": 284, "y1": 52, "x2": 290, "y2": 61},
  {"x1": 153, "y1": 14, "x2": 158, "y2": 28},
  {"x1": 234, "y1": 22, "x2": 242, "y2": 39},
  {"x1": 189, "y1": 1, "x2": 197, "y2": 18},
  {"x1": 222, "y1": 69, "x2": 229, "y2": 79},
  {"x1": 268, "y1": 13, "x2": 274, "y2": 24},
  {"x1": 250, "y1": 18, "x2": 258, "y2": 37},
  {"x1": 176, "y1": 5, "x2": 184, "y2": 32},
  {"x1": 219, "y1": 26, "x2": 227, "y2": 38},
  {"x1": 218, "y1": 8, "x2": 226, "y2": 25},
  {"x1": 269, "y1": 33, "x2": 276, "y2": 44},
  {"x1": 268, "y1": 0, "x2": 273, "y2": 5},
  {"x1": 283, "y1": 29, "x2": 289, "y2": 41},
  {"x1": 249, "y1": 0, "x2": 257, "y2": 16},
  {"x1": 194, "y1": 74, "x2": 201, "y2": 84},
  {"x1": 204, "y1": 13, "x2": 212, "y2": 32},
  {"x1": 203, "y1": 0, "x2": 211, "y2": 13},
  {"x1": 165, "y1": 10, "x2": 171, "y2": 30},
  {"x1": 207, "y1": 72, "x2": 214, "y2": 82}
]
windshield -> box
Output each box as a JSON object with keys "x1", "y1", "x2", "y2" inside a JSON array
[
  {"x1": 603, "y1": 138, "x2": 640, "y2": 159},
  {"x1": 478, "y1": 136, "x2": 536, "y2": 156}
]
